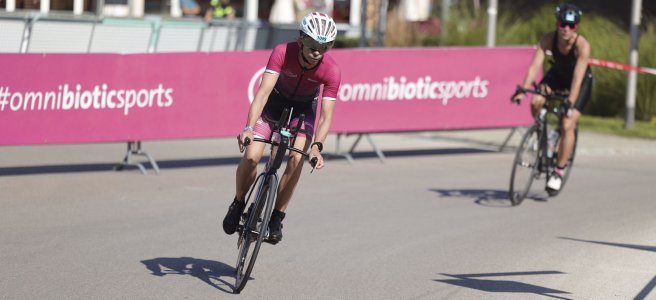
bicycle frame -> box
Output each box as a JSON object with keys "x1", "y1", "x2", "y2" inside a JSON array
[
  {"x1": 523, "y1": 87, "x2": 570, "y2": 176},
  {"x1": 234, "y1": 107, "x2": 317, "y2": 292}
]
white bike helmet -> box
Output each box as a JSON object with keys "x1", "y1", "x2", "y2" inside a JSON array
[{"x1": 299, "y1": 12, "x2": 337, "y2": 44}]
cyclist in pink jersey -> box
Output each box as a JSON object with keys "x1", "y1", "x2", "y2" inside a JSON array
[{"x1": 223, "y1": 12, "x2": 341, "y2": 243}]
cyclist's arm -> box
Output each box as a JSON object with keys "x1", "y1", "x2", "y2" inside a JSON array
[
  {"x1": 245, "y1": 72, "x2": 278, "y2": 129},
  {"x1": 310, "y1": 60, "x2": 340, "y2": 160},
  {"x1": 313, "y1": 99, "x2": 335, "y2": 147},
  {"x1": 520, "y1": 34, "x2": 550, "y2": 90},
  {"x1": 568, "y1": 36, "x2": 591, "y2": 109},
  {"x1": 308, "y1": 99, "x2": 335, "y2": 169}
]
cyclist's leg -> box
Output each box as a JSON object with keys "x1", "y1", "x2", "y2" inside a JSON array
[
  {"x1": 235, "y1": 118, "x2": 271, "y2": 201},
  {"x1": 531, "y1": 92, "x2": 546, "y2": 118},
  {"x1": 275, "y1": 130, "x2": 312, "y2": 212},
  {"x1": 533, "y1": 70, "x2": 557, "y2": 117},
  {"x1": 225, "y1": 119, "x2": 269, "y2": 235},
  {"x1": 235, "y1": 141, "x2": 266, "y2": 201},
  {"x1": 273, "y1": 108, "x2": 315, "y2": 212},
  {"x1": 275, "y1": 139, "x2": 310, "y2": 212},
  {"x1": 268, "y1": 124, "x2": 312, "y2": 242},
  {"x1": 557, "y1": 110, "x2": 579, "y2": 168},
  {"x1": 557, "y1": 69, "x2": 592, "y2": 169}
]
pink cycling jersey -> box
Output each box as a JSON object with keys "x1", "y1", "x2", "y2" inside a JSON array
[
  {"x1": 265, "y1": 42, "x2": 341, "y2": 102},
  {"x1": 254, "y1": 42, "x2": 341, "y2": 141}
]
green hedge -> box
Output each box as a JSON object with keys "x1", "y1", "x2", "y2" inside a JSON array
[{"x1": 333, "y1": 37, "x2": 360, "y2": 49}]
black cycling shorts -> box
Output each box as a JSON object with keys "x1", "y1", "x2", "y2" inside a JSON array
[
  {"x1": 540, "y1": 68, "x2": 593, "y2": 111},
  {"x1": 257, "y1": 90, "x2": 317, "y2": 141}
]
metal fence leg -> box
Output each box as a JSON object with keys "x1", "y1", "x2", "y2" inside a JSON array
[
  {"x1": 114, "y1": 141, "x2": 160, "y2": 174},
  {"x1": 334, "y1": 133, "x2": 354, "y2": 164},
  {"x1": 348, "y1": 134, "x2": 363, "y2": 153},
  {"x1": 364, "y1": 133, "x2": 386, "y2": 163},
  {"x1": 499, "y1": 128, "x2": 517, "y2": 152}
]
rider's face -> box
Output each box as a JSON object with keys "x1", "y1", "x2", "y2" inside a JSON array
[
  {"x1": 300, "y1": 36, "x2": 332, "y2": 63},
  {"x1": 557, "y1": 21, "x2": 577, "y2": 39}
]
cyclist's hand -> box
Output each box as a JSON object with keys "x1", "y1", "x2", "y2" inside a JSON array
[
  {"x1": 238, "y1": 130, "x2": 254, "y2": 152},
  {"x1": 563, "y1": 98, "x2": 577, "y2": 118},
  {"x1": 511, "y1": 91, "x2": 524, "y2": 105},
  {"x1": 309, "y1": 150, "x2": 324, "y2": 170},
  {"x1": 566, "y1": 107, "x2": 576, "y2": 119}
]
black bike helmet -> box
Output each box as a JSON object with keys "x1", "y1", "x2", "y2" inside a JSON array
[{"x1": 555, "y1": 3, "x2": 582, "y2": 24}]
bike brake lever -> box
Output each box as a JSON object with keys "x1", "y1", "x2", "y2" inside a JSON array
[
  {"x1": 309, "y1": 157, "x2": 318, "y2": 173},
  {"x1": 237, "y1": 136, "x2": 251, "y2": 153}
]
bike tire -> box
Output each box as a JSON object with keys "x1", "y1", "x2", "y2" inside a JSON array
[
  {"x1": 234, "y1": 175, "x2": 277, "y2": 293},
  {"x1": 509, "y1": 125, "x2": 541, "y2": 206},
  {"x1": 548, "y1": 127, "x2": 578, "y2": 197}
]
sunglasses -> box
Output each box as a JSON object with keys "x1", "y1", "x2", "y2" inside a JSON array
[
  {"x1": 558, "y1": 22, "x2": 577, "y2": 30},
  {"x1": 302, "y1": 37, "x2": 330, "y2": 54}
]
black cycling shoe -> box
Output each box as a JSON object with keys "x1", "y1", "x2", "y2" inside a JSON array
[
  {"x1": 267, "y1": 210, "x2": 285, "y2": 244},
  {"x1": 223, "y1": 199, "x2": 246, "y2": 235}
]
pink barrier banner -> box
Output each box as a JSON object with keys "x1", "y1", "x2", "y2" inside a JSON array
[
  {"x1": 0, "y1": 47, "x2": 534, "y2": 146},
  {"x1": 330, "y1": 47, "x2": 535, "y2": 133}
]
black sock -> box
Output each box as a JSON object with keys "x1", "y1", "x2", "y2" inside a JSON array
[{"x1": 272, "y1": 210, "x2": 285, "y2": 220}]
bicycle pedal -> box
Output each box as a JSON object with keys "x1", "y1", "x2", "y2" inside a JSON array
[
  {"x1": 545, "y1": 186, "x2": 560, "y2": 197},
  {"x1": 264, "y1": 237, "x2": 279, "y2": 245}
]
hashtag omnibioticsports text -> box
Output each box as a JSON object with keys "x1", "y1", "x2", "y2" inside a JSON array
[{"x1": 0, "y1": 83, "x2": 174, "y2": 116}]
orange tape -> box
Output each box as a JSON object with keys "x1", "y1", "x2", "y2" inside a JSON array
[{"x1": 589, "y1": 58, "x2": 656, "y2": 75}]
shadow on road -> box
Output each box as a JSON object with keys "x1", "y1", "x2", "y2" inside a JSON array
[
  {"x1": 0, "y1": 147, "x2": 494, "y2": 176},
  {"x1": 0, "y1": 156, "x2": 244, "y2": 176},
  {"x1": 430, "y1": 189, "x2": 546, "y2": 207},
  {"x1": 559, "y1": 237, "x2": 656, "y2": 300},
  {"x1": 434, "y1": 271, "x2": 571, "y2": 299},
  {"x1": 559, "y1": 237, "x2": 656, "y2": 253},
  {"x1": 141, "y1": 257, "x2": 236, "y2": 294},
  {"x1": 349, "y1": 147, "x2": 495, "y2": 158}
]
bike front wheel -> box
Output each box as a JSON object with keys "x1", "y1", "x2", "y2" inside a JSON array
[
  {"x1": 234, "y1": 175, "x2": 277, "y2": 293},
  {"x1": 509, "y1": 125, "x2": 541, "y2": 206}
]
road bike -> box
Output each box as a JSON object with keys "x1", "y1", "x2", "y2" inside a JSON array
[
  {"x1": 233, "y1": 107, "x2": 317, "y2": 293},
  {"x1": 509, "y1": 85, "x2": 578, "y2": 206}
]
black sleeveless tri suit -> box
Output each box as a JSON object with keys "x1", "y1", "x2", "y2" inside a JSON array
[{"x1": 540, "y1": 32, "x2": 593, "y2": 110}]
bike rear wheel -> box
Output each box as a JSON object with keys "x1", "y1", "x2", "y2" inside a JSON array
[
  {"x1": 547, "y1": 127, "x2": 578, "y2": 197},
  {"x1": 234, "y1": 175, "x2": 276, "y2": 293},
  {"x1": 509, "y1": 125, "x2": 541, "y2": 206}
]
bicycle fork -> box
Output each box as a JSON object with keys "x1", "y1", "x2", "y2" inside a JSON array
[{"x1": 237, "y1": 173, "x2": 279, "y2": 247}]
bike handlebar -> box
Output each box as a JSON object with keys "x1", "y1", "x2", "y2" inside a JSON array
[
  {"x1": 515, "y1": 85, "x2": 570, "y2": 103},
  {"x1": 514, "y1": 85, "x2": 572, "y2": 117},
  {"x1": 239, "y1": 136, "x2": 318, "y2": 170}
]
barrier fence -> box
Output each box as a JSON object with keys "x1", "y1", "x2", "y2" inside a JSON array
[
  {"x1": 0, "y1": 47, "x2": 536, "y2": 171},
  {"x1": 2, "y1": 18, "x2": 653, "y2": 172},
  {"x1": 0, "y1": 15, "x2": 338, "y2": 54}
]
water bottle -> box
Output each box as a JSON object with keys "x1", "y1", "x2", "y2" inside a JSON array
[{"x1": 547, "y1": 129, "x2": 559, "y2": 158}]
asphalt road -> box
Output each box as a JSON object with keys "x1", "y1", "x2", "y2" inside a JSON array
[{"x1": 1, "y1": 130, "x2": 655, "y2": 299}]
